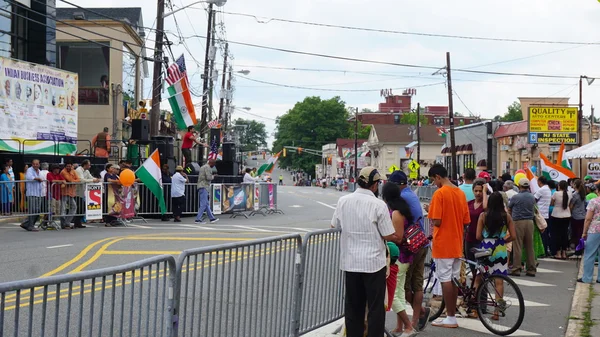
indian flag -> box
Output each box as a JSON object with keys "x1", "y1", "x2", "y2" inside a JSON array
[
  {"x1": 257, "y1": 151, "x2": 282, "y2": 176},
  {"x1": 135, "y1": 149, "x2": 166, "y2": 214},
  {"x1": 556, "y1": 141, "x2": 572, "y2": 170},
  {"x1": 540, "y1": 152, "x2": 575, "y2": 182},
  {"x1": 167, "y1": 78, "x2": 197, "y2": 130}
]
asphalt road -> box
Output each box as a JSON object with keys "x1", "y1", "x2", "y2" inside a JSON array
[{"x1": 0, "y1": 160, "x2": 579, "y2": 336}]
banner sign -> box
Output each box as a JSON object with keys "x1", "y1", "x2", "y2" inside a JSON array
[
  {"x1": 221, "y1": 184, "x2": 253, "y2": 213},
  {"x1": 528, "y1": 107, "x2": 578, "y2": 144},
  {"x1": 212, "y1": 184, "x2": 222, "y2": 215},
  {"x1": 254, "y1": 183, "x2": 260, "y2": 211},
  {"x1": 588, "y1": 162, "x2": 600, "y2": 180},
  {"x1": 85, "y1": 183, "x2": 103, "y2": 220},
  {"x1": 0, "y1": 57, "x2": 78, "y2": 154},
  {"x1": 106, "y1": 183, "x2": 137, "y2": 219},
  {"x1": 268, "y1": 184, "x2": 274, "y2": 209}
]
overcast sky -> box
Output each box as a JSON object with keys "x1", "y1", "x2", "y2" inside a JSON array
[{"x1": 67, "y1": 0, "x2": 600, "y2": 144}]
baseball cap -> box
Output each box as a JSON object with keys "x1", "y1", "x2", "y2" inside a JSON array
[
  {"x1": 478, "y1": 171, "x2": 491, "y2": 180},
  {"x1": 518, "y1": 178, "x2": 530, "y2": 187},
  {"x1": 585, "y1": 175, "x2": 593, "y2": 181},
  {"x1": 358, "y1": 166, "x2": 382, "y2": 185},
  {"x1": 388, "y1": 171, "x2": 408, "y2": 185}
]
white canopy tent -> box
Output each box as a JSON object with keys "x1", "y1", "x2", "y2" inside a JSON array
[{"x1": 565, "y1": 138, "x2": 600, "y2": 159}]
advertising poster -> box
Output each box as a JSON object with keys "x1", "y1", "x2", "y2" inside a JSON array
[
  {"x1": 85, "y1": 183, "x2": 103, "y2": 221},
  {"x1": 0, "y1": 57, "x2": 78, "y2": 154},
  {"x1": 588, "y1": 163, "x2": 600, "y2": 181},
  {"x1": 212, "y1": 184, "x2": 222, "y2": 215},
  {"x1": 268, "y1": 184, "x2": 274, "y2": 209},
  {"x1": 528, "y1": 107, "x2": 578, "y2": 144},
  {"x1": 254, "y1": 183, "x2": 260, "y2": 211},
  {"x1": 221, "y1": 184, "x2": 253, "y2": 213},
  {"x1": 106, "y1": 184, "x2": 137, "y2": 219}
]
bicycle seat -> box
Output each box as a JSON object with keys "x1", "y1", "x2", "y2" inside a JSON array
[{"x1": 470, "y1": 247, "x2": 492, "y2": 259}]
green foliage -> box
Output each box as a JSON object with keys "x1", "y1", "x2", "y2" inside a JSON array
[
  {"x1": 399, "y1": 110, "x2": 429, "y2": 126},
  {"x1": 272, "y1": 96, "x2": 350, "y2": 174},
  {"x1": 497, "y1": 101, "x2": 523, "y2": 122},
  {"x1": 357, "y1": 122, "x2": 371, "y2": 139},
  {"x1": 233, "y1": 118, "x2": 268, "y2": 152}
]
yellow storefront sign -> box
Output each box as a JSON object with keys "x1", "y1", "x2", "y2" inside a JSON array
[{"x1": 528, "y1": 107, "x2": 578, "y2": 144}]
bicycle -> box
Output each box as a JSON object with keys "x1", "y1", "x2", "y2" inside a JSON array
[{"x1": 422, "y1": 247, "x2": 525, "y2": 336}]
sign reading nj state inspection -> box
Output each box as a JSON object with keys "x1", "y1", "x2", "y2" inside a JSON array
[{"x1": 528, "y1": 106, "x2": 578, "y2": 144}]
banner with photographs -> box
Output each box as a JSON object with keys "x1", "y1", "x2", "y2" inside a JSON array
[
  {"x1": 221, "y1": 184, "x2": 254, "y2": 213},
  {"x1": 106, "y1": 183, "x2": 138, "y2": 219},
  {"x1": 0, "y1": 57, "x2": 78, "y2": 154}
]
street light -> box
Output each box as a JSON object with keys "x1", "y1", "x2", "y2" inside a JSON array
[{"x1": 163, "y1": 0, "x2": 227, "y2": 18}]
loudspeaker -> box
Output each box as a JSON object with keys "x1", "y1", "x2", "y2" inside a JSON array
[
  {"x1": 209, "y1": 128, "x2": 221, "y2": 149},
  {"x1": 215, "y1": 160, "x2": 238, "y2": 176},
  {"x1": 184, "y1": 162, "x2": 201, "y2": 184},
  {"x1": 131, "y1": 119, "x2": 150, "y2": 144},
  {"x1": 222, "y1": 142, "x2": 236, "y2": 162},
  {"x1": 150, "y1": 136, "x2": 174, "y2": 160}
]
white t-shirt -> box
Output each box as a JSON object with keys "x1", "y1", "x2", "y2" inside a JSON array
[
  {"x1": 40, "y1": 169, "x2": 49, "y2": 196},
  {"x1": 331, "y1": 188, "x2": 395, "y2": 273},
  {"x1": 551, "y1": 190, "x2": 572, "y2": 218},
  {"x1": 243, "y1": 173, "x2": 257, "y2": 184},
  {"x1": 534, "y1": 185, "x2": 552, "y2": 218}
]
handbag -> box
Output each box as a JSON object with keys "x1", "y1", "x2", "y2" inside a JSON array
[
  {"x1": 404, "y1": 217, "x2": 429, "y2": 253},
  {"x1": 533, "y1": 205, "x2": 547, "y2": 231}
]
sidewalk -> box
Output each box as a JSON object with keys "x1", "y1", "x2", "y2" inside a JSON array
[{"x1": 566, "y1": 262, "x2": 600, "y2": 337}]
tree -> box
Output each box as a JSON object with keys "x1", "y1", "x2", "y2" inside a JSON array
[
  {"x1": 272, "y1": 96, "x2": 350, "y2": 174},
  {"x1": 399, "y1": 111, "x2": 429, "y2": 126},
  {"x1": 233, "y1": 118, "x2": 268, "y2": 152},
  {"x1": 500, "y1": 101, "x2": 523, "y2": 122},
  {"x1": 361, "y1": 108, "x2": 374, "y2": 113}
]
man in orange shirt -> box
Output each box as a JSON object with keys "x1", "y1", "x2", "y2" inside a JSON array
[
  {"x1": 91, "y1": 127, "x2": 111, "y2": 158},
  {"x1": 426, "y1": 164, "x2": 470, "y2": 329},
  {"x1": 60, "y1": 162, "x2": 80, "y2": 229}
]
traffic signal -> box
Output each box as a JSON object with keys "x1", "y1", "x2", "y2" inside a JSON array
[
  {"x1": 297, "y1": 147, "x2": 303, "y2": 154},
  {"x1": 283, "y1": 148, "x2": 287, "y2": 157},
  {"x1": 327, "y1": 156, "x2": 332, "y2": 165}
]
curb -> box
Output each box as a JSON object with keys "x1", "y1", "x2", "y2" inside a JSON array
[
  {"x1": 300, "y1": 319, "x2": 344, "y2": 337},
  {"x1": 565, "y1": 261, "x2": 588, "y2": 337}
]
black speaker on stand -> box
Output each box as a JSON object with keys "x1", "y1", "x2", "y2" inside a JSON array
[
  {"x1": 131, "y1": 119, "x2": 150, "y2": 144},
  {"x1": 222, "y1": 142, "x2": 236, "y2": 162},
  {"x1": 150, "y1": 136, "x2": 174, "y2": 166}
]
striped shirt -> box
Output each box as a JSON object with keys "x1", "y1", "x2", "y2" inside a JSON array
[{"x1": 331, "y1": 188, "x2": 395, "y2": 273}]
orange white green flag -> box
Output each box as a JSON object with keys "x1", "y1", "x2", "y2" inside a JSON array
[
  {"x1": 135, "y1": 149, "x2": 166, "y2": 214},
  {"x1": 257, "y1": 151, "x2": 282, "y2": 176},
  {"x1": 166, "y1": 55, "x2": 197, "y2": 130}
]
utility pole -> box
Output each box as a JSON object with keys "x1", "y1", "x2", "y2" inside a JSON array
[
  {"x1": 207, "y1": 10, "x2": 216, "y2": 124},
  {"x1": 416, "y1": 102, "x2": 421, "y2": 165},
  {"x1": 200, "y1": 2, "x2": 214, "y2": 132},
  {"x1": 591, "y1": 105, "x2": 595, "y2": 142},
  {"x1": 224, "y1": 68, "x2": 232, "y2": 130},
  {"x1": 111, "y1": 84, "x2": 122, "y2": 141},
  {"x1": 446, "y1": 52, "x2": 458, "y2": 180},
  {"x1": 354, "y1": 107, "x2": 358, "y2": 183},
  {"x1": 150, "y1": 0, "x2": 165, "y2": 137},
  {"x1": 579, "y1": 76, "x2": 583, "y2": 147},
  {"x1": 218, "y1": 42, "x2": 228, "y2": 122}
]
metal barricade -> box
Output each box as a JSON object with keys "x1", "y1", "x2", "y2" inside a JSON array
[
  {"x1": 411, "y1": 185, "x2": 436, "y2": 201},
  {"x1": 0, "y1": 255, "x2": 177, "y2": 337},
  {"x1": 0, "y1": 179, "x2": 51, "y2": 225},
  {"x1": 294, "y1": 228, "x2": 344, "y2": 335},
  {"x1": 175, "y1": 234, "x2": 303, "y2": 337},
  {"x1": 250, "y1": 182, "x2": 283, "y2": 216}
]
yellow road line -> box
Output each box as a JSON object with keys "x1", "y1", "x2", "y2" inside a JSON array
[
  {"x1": 123, "y1": 237, "x2": 252, "y2": 241},
  {"x1": 40, "y1": 237, "x2": 116, "y2": 278},
  {"x1": 2, "y1": 240, "x2": 300, "y2": 307},
  {"x1": 103, "y1": 250, "x2": 183, "y2": 255},
  {"x1": 68, "y1": 238, "x2": 125, "y2": 274}
]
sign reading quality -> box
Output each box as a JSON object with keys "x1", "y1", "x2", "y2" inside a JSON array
[{"x1": 528, "y1": 107, "x2": 578, "y2": 144}]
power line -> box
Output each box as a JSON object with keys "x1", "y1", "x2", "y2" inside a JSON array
[
  {"x1": 57, "y1": 0, "x2": 169, "y2": 34},
  {"x1": 182, "y1": 34, "x2": 594, "y2": 79},
  {"x1": 452, "y1": 89, "x2": 476, "y2": 117},
  {"x1": 10, "y1": 1, "x2": 160, "y2": 57},
  {"x1": 0, "y1": 5, "x2": 144, "y2": 58},
  {"x1": 235, "y1": 75, "x2": 445, "y2": 92},
  {"x1": 219, "y1": 10, "x2": 600, "y2": 46}
]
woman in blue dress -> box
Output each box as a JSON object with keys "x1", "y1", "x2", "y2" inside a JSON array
[
  {"x1": 476, "y1": 192, "x2": 517, "y2": 319},
  {"x1": 0, "y1": 165, "x2": 12, "y2": 215}
]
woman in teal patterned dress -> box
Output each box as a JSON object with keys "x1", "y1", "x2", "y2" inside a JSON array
[{"x1": 476, "y1": 192, "x2": 517, "y2": 319}]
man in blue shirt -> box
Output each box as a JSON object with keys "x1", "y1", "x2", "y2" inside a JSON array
[
  {"x1": 388, "y1": 170, "x2": 431, "y2": 331},
  {"x1": 459, "y1": 168, "x2": 476, "y2": 202}
]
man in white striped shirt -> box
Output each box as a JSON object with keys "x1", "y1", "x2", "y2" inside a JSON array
[{"x1": 331, "y1": 167, "x2": 402, "y2": 337}]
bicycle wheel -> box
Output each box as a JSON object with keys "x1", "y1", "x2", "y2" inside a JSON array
[
  {"x1": 476, "y1": 274, "x2": 525, "y2": 336},
  {"x1": 422, "y1": 262, "x2": 445, "y2": 321}
]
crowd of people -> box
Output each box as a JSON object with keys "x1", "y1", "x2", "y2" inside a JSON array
[{"x1": 332, "y1": 163, "x2": 600, "y2": 336}]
